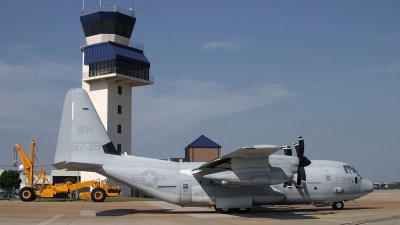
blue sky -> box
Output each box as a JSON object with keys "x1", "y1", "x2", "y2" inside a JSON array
[{"x1": 0, "y1": 0, "x2": 399, "y2": 183}]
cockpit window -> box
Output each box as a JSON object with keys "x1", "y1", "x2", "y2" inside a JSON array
[
  {"x1": 343, "y1": 165, "x2": 349, "y2": 173},
  {"x1": 343, "y1": 165, "x2": 361, "y2": 176},
  {"x1": 346, "y1": 165, "x2": 353, "y2": 173}
]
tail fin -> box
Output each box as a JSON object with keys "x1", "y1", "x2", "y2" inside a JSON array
[{"x1": 53, "y1": 89, "x2": 119, "y2": 170}]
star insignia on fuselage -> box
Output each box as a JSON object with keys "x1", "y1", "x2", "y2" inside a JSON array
[{"x1": 141, "y1": 170, "x2": 158, "y2": 187}]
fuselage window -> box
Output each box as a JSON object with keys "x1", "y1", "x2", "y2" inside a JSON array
[
  {"x1": 183, "y1": 184, "x2": 188, "y2": 190},
  {"x1": 355, "y1": 177, "x2": 358, "y2": 184}
]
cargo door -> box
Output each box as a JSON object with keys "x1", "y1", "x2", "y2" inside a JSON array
[{"x1": 180, "y1": 180, "x2": 191, "y2": 203}]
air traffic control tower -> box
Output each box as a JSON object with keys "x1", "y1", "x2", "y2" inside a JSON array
[{"x1": 79, "y1": 6, "x2": 153, "y2": 196}]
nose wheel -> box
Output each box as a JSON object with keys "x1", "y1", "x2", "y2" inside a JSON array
[{"x1": 332, "y1": 201, "x2": 344, "y2": 210}]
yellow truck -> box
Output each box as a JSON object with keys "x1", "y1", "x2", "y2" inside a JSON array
[{"x1": 14, "y1": 140, "x2": 121, "y2": 202}]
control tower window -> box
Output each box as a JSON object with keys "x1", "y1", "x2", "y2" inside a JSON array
[
  {"x1": 82, "y1": 21, "x2": 134, "y2": 38},
  {"x1": 88, "y1": 60, "x2": 149, "y2": 80},
  {"x1": 118, "y1": 86, "x2": 122, "y2": 95},
  {"x1": 118, "y1": 105, "x2": 122, "y2": 114}
]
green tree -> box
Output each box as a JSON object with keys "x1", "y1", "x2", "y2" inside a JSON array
[{"x1": 0, "y1": 170, "x2": 21, "y2": 190}]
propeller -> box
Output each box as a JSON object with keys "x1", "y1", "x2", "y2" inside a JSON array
[
  {"x1": 294, "y1": 136, "x2": 311, "y2": 187},
  {"x1": 284, "y1": 136, "x2": 311, "y2": 188}
]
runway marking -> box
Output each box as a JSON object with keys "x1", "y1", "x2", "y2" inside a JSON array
[{"x1": 38, "y1": 214, "x2": 61, "y2": 225}]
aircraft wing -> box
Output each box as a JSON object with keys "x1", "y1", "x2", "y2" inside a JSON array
[{"x1": 192, "y1": 145, "x2": 281, "y2": 171}]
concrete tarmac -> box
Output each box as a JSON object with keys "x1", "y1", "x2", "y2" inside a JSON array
[{"x1": 0, "y1": 190, "x2": 399, "y2": 225}]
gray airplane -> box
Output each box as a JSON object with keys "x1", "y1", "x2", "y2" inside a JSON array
[{"x1": 53, "y1": 89, "x2": 374, "y2": 213}]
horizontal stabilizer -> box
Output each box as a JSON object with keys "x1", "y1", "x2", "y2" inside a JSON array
[{"x1": 52, "y1": 161, "x2": 102, "y2": 171}]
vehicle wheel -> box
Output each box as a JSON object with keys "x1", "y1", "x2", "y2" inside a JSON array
[
  {"x1": 234, "y1": 208, "x2": 251, "y2": 213},
  {"x1": 19, "y1": 187, "x2": 35, "y2": 202},
  {"x1": 215, "y1": 207, "x2": 233, "y2": 214},
  {"x1": 332, "y1": 201, "x2": 344, "y2": 210},
  {"x1": 91, "y1": 188, "x2": 106, "y2": 202}
]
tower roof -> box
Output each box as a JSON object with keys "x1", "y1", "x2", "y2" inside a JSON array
[
  {"x1": 84, "y1": 42, "x2": 150, "y2": 67},
  {"x1": 80, "y1": 10, "x2": 136, "y2": 38},
  {"x1": 185, "y1": 135, "x2": 221, "y2": 149}
]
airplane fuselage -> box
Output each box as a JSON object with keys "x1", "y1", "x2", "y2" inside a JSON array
[{"x1": 77, "y1": 154, "x2": 373, "y2": 207}]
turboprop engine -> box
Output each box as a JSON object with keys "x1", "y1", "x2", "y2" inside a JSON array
[{"x1": 203, "y1": 153, "x2": 299, "y2": 186}]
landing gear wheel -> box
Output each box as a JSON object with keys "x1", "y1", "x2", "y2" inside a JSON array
[
  {"x1": 215, "y1": 207, "x2": 233, "y2": 214},
  {"x1": 234, "y1": 208, "x2": 250, "y2": 213},
  {"x1": 91, "y1": 188, "x2": 106, "y2": 202},
  {"x1": 19, "y1": 187, "x2": 35, "y2": 202},
  {"x1": 332, "y1": 201, "x2": 344, "y2": 210}
]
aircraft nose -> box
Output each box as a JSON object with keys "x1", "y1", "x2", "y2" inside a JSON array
[{"x1": 360, "y1": 178, "x2": 374, "y2": 193}]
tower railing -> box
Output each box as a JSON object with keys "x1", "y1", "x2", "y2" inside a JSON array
[
  {"x1": 82, "y1": 67, "x2": 154, "y2": 82},
  {"x1": 81, "y1": 6, "x2": 135, "y2": 17}
]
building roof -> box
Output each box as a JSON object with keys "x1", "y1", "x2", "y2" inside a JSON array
[{"x1": 185, "y1": 135, "x2": 221, "y2": 149}]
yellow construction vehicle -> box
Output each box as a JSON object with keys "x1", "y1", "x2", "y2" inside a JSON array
[{"x1": 14, "y1": 140, "x2": 121, "y2": 202}]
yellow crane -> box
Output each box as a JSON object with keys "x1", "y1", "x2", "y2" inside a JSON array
[{"x1": 14, "y1": 140, "x2": 121, "y2": 202}]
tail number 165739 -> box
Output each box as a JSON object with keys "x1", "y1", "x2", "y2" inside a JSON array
[{"x1": 71, "y1": 142, "x2": 101, "y2": 151}]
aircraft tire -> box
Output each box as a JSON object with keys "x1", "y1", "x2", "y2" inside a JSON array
[
  {"x1": 91, "y1": 188, "x2": 106, "y2": 202},
  {"x1": 234, "y1": 208, "x2": 251, "y2": 213},
  {"x1": 215, "y1": 207, "x2": 233, "y2": 214},
  {"x1": 332, "y1": 201, "x2": 344, "y2": 210},
  {"x1": 19, "y1": 187, "x2": 35, "y2": 202}
]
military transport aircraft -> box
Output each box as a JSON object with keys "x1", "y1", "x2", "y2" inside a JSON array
[{"x1": 52, "y1": 89, "x2": 374, "y2": 213}]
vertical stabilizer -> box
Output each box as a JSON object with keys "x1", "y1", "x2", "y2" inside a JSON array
[{"x1": 53, "y1": 89, "x2": 120, "y2": 170}]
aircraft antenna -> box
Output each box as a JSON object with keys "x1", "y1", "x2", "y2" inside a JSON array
[{"x1": 82, "y1": 0, "x2": 84, "y2": 12}]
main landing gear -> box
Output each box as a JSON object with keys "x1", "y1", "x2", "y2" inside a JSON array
[
  {"x1": 214, "y1": 207, "x2": 251, "y2": 214},
  {"x1": 332, "y1": 201, "x2": 344, "y2": 210}
]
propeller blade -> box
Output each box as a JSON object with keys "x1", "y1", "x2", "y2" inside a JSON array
[
  {"x1": 294, "y1": 143, "x2": 300, "y2": 158},
  {"x1": 299, "y1": 166, "x2": 306, "y2": 182},
  {"x1": 298, "y1": 136, "x2": 304, "y2": 158},
  {"x1": 283, "y1": 146, "x2": 292, "y2": 156},
  {"x1": 296, "y1": 168, "x2": 302, "y2": 186},
  {"x1": 296, "y1": 167, "x2": 306, "y2": 186}
]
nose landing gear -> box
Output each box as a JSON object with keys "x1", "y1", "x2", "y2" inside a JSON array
[{"x1": 332, "y1": 201, "x2": 344, "y2": 210}]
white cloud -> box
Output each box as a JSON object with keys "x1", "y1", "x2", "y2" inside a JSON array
[
  {"x1": 0, "y1": 44, "x2": 80, "y2": 131},
  {"x1": 201, "y1": 38, "x2": 248, "y2": 51},
  {"x1": 202, "y1": 40, "x2": 236, "y2": 51},
  {"x1": 132, "y1": 80, "x2": 295, "y2": 137},
  {"x1": 353, "y1": 61, "x2": 400, "y2": 75}
]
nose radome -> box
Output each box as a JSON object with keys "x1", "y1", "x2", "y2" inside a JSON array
[{"x1": 360, "y1": 178, "x2": 374, "y2": 193}]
